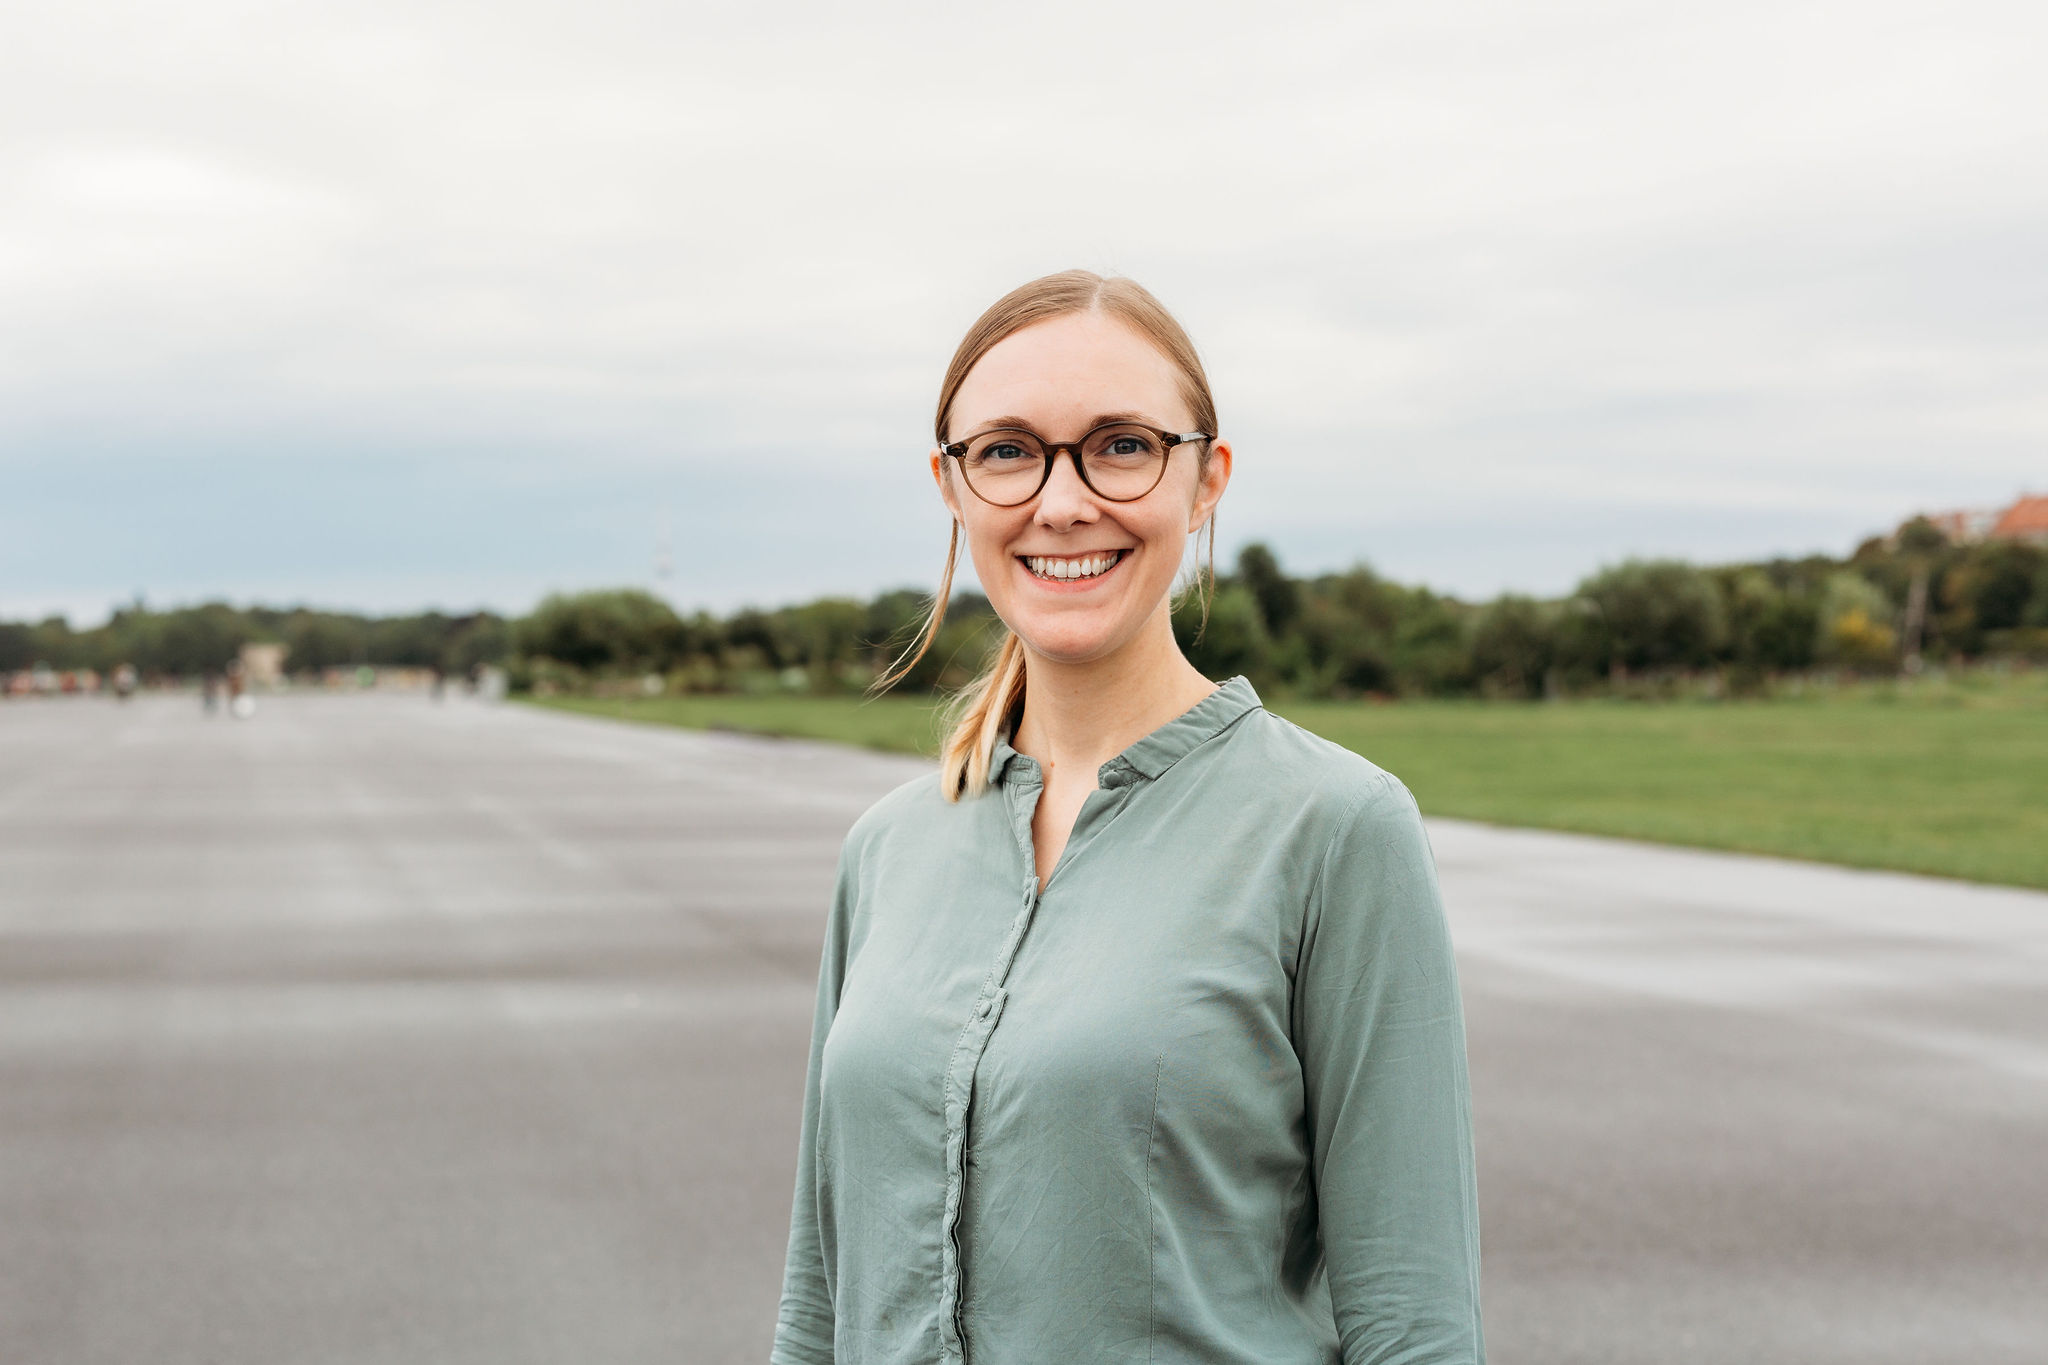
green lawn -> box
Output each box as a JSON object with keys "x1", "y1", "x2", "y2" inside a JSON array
[
  {"x1": 530, "y1": 692, "x2": 948, "y2": 757},
  {"x1": 525, "y1": 675, "x2": 2048, "y2": 890}
]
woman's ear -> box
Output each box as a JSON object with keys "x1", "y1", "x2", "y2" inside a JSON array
[
  {"x1": 1189, "y1": 438, "x2": 1233, "y2": 532},
  {"x1": 931, "y1": 448, "x2": 963, "y2": 522}
]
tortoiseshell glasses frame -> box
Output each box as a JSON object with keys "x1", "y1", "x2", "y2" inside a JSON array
[{"x1": 938, "y1": 421, "x2": 1214, "y2": 507}]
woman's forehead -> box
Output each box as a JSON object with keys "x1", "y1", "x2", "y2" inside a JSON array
[{"x1": 954, "y1": 313, "x2": 1185, "y2": 424}]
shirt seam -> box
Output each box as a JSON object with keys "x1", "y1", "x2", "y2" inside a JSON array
[
  {"x1": 1295, "y1": 773, "x2": 1396, "y2": 1044},
  {"x1": 1132, "y1": 695, "x2": 1263, "y2": 782}
]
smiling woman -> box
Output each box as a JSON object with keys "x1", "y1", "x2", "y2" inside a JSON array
[
  {"x1": 887, "y1": 271, "x2": 1232, "y2": 808},
  {"x1": 771, "y1": 271, "x2": 1485, "y2": 1364}
]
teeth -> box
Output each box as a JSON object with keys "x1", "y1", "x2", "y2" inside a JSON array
[{"x1": 1026, "y1": 551, "x2": 1121, "y2": 581}]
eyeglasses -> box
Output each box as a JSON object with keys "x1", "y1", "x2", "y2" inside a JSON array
[{"x1": 939, "y1": 421, "x2": 1213, "y2": 507}]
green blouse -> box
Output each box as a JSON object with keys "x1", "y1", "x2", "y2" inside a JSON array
[{"x1": 772, "y1": 675, "x2": 1484, "y2": 1364}]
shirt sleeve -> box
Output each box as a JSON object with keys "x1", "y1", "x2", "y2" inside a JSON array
[
  {"x1": 1294, "y1": 773, "x2": 1486, "y2": 1364},
  {"x1": 769, "y1": 832, "x2": 858, "y2": 1364}
]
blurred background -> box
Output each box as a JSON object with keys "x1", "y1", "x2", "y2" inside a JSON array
[{"x1": 3, "y1": 3, "x2": 2045, "y2": 1363}]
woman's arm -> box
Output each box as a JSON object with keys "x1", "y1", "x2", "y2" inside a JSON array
[
  {"x1": 1295, "y1": 774, "x2": 1486, "y2": 1364},
  {"x1": 768, "y1": 835, "x2": 857, "y2": 1364}
]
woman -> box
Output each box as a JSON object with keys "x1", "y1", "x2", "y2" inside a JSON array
[{"x1": 772, "y1": 271, "x2": 1484, "y2": 1364}]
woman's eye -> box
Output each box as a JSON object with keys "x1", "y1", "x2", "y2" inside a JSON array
[
  {"x1": 1108, "y1": 437, "x2": 1145, "y2": 456},
  {"x1": 986, "y1": 443, "x2": 1030, "y2": 462}
]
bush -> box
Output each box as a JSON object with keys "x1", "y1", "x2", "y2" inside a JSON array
[
  {"x1": 1814, "y1": 572, "x2": 1898, "y2": 671},
  {"x1": 1727, "y1": 569, "x2": 1818, "y2": 672}
]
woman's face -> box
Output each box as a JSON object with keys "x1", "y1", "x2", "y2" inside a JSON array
[{"x1": 931, "y1": 311, "x2": 1231, "y2": 667}]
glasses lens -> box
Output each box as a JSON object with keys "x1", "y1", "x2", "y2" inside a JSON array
[
  {"x1": 1081, "y1": 425, "x2": 1168, "y2": 500},
  {"x1": 959, "y1": 431, "x2": 1047, "y2": 505}
]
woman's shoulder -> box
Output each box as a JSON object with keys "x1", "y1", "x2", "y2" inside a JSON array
[
  {"x1": 1221, "y1": 704, "x2": 1418, "y2": 823},
  {"x1": 839, "y1": 766, "x2": 968, "y2": 862}
]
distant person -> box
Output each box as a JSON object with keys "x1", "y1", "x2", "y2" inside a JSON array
[
  {"x1": 773, "y1": 272, "x2": 1484, "y2": 1363},
  {"x1": 225, "y1": 660, "x2": 253, "y2": 719},
  {"x1": 201, "y1": 673, "x2": 220, "y2": 714}
]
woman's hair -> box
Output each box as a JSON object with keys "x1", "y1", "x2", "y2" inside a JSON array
[{"x1": 871, "y1": 269, "x2": 1220, "y2": 803}]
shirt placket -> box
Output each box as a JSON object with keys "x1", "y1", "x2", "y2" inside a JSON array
[
  {"x1": 936, "y1": 757, "x2": 1140, "y2": 1363},
  {"x1": 934, "y1": 762, "x2": 1041, "y2": 1363}
]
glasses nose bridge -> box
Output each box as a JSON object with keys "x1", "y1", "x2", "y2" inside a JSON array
[{"x1": 1034, "y1": 437, "x2": 1100, "y2": 503}]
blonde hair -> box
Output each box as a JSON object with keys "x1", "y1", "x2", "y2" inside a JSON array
[{"x1": 871, "y1": 270, "x2": 1220, "y2": 802}]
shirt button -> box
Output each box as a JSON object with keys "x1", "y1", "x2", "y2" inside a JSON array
[{"x1": 977, "y1": 998, "x2": 994, "y2": 1019}]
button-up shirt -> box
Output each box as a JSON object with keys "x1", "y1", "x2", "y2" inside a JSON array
[{"x1": 772, "y1": 675, "x2": 1484, "y2": 1364}]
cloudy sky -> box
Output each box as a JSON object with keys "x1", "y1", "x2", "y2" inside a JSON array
[{"x1": 3, "y1": 0, "x2": 2042, "y2": 624}]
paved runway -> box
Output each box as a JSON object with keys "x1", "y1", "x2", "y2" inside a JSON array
[{"x1": 3, "y1": 691, "x2": 2043, "y2": 1364}]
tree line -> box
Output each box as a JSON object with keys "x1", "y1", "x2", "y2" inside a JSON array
[
  {"x1": 1, "y1": 604, "x2": 509, "y2": 683},
  {"x1": 6, "y1": 518, "x2": 2044, "y2": 699}
]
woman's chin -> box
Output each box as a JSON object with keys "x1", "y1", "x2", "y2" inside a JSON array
[{"x1": 1011, "y1": 618, "x2": 1136, "y2": 667}]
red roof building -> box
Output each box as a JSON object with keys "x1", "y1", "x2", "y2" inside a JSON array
[
  {"x1": 1989, "y1": 495, "x2": 2048, "y2": 545},
  {"x1": 1906, "y1": 495, "x2": 2048, "y2": 546}
]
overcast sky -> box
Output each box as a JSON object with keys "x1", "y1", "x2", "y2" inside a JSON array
[{"x1": 3, "y1": 0, "x2": 2043, "y2": 625}]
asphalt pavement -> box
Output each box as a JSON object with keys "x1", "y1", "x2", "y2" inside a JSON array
[{"x1": 2, "y1": 691, "x2": 2043, "y2": 1364}]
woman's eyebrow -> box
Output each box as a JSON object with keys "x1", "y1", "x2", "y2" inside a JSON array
[
  {"x1": 959, "y1": 411, "x2": 1158, "y2": 439},
  {"x1": 960, "y1": 416, "x2": 1038, "y2": 438}
]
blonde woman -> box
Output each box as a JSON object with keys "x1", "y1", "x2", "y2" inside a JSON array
[{"x1": 772, "y1": 271, "x2": 1484, "y2": 1364}]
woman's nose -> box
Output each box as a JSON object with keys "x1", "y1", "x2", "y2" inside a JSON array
[{"x1": 1034, "y1": 451, "x2": 1100, "y2": 527}]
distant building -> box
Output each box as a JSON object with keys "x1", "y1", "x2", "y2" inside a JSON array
[
  {"x1": 1989, "y1": 495, "x2": 2048, "y2": 545},
  {"x1": 1908, "y1": 494, "x2": 2048, "y2": 546},
  {"x1": 1921, "y1": 507, "x2": 2002, "y2": 543},
  {"x1": 239, "y1": 642, "x2": 289, "y2": 687}
]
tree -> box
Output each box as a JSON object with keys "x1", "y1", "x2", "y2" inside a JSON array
[
  {"x1": 1891, "y1": 517, "x2": 1950, "y2": 670},
  {"x1": 1176, "y1": 583, "x2": 1270, "y2": 683},
  {"x1": 282, "y1": 612, "x2": 368, "y2": 671},
  {"x1": 785, "y1": 598, "x2": 869, "y2": 689},
  {"x1": 1468, "y1": 595, "x2": 1553, "y2": 698},
  {"x1": 517, "y1": 590, "x2": 686, "y2": 672},
  {"x1": 1725, "y1": 569, "x2": 1818, "y2": 673},
  {"x1": 1933, "y1": 542, "x2": 2041, "y2": 656},
  {"x1": 1289, "y1": 567, "x2": 1405, "y2": 696},
  {"x1": 1572, "y1": 559, "x2": 1730, "y2": 675},
  {"x1": 443, "y1": 614, "x2": 511, "y2": 674},
  {"x1": 0, "y1": 622, "x2": 32, "y2": 672},
  {"x1": 1388, "y1": 588, "x2": 1473, "y2": 695},
  {"x1": 152, "y1": 604, "x2": 248, "y2": 675},
  {"x1": 1235, "y1": 543, "x2": 1300, "y2": 635},
  {"x1": 2026, "y1": 557, "x2": 2048, "y2": 629}
]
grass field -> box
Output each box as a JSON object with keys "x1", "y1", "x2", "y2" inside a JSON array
[{"x1": 526, "y1": 671, "x2": 2048, "y2": 890}]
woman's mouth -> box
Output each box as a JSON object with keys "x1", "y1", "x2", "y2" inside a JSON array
[{"x1": 1018, "y1": 549, "x2": 1129, "y2": 584}]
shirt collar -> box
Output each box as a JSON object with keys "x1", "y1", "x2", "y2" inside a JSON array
[{"x1": 990, "y1": 674, "x2": 1263, "y2": 789}]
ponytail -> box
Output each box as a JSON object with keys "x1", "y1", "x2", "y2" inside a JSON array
[
  {"x1": 868, "y1": 516, "x2": 1026, "y2": 801},
  {"x1": 938, "y1": 630, "x2": 1027, "y2": 802}
]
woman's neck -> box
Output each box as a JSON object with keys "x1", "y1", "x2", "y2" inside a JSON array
[{"x1": 1011, "y1": 609, "x2": 1219, "y2": 782}]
